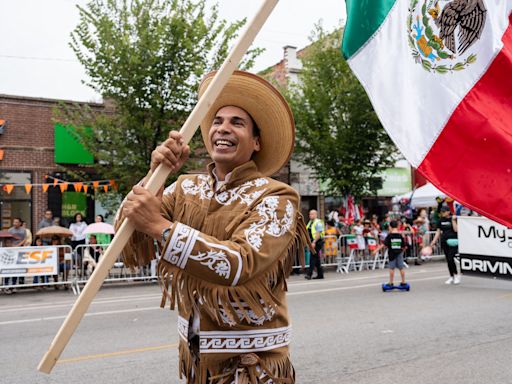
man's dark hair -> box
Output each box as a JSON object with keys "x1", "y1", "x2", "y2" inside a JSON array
[
  {"x1": 248, "y1": 114, "x2": 260, "y2": 137},
  {"x1": 13, "y1": 217, "x2": 22, "y2": 223},
  {"x1": 389, "y1": 220, "x2": 398, "y2": 229}
]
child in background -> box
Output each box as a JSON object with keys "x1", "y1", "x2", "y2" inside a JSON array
[{"x1": 384, "y1": 220, "x2": 407, "y2": 287}]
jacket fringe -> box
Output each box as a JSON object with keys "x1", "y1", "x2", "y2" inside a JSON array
[
  {"x1": 157, "y1": 212, "x2": 310, "y2": 325},
  {"x1": 114, "y1": 216, "x2": 157, "y2": 268},
  {"x1": 179, "y1": 349, "x2": 295, "y2": 384}
]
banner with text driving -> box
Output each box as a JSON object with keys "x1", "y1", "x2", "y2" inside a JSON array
[
  {"x1": 0, "y1": 246, "x2": 58, "y2": 277},
  {"x1": 458, "y1": 217, "x2": 512, "y2": 280}
]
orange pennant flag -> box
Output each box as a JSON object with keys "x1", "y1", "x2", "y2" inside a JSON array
[
  {"x1": 24, "y1": 184, "x2": 33, "y2": 194},
  {"x1": 59, "y1": 182, "x2": 68, "y2": 193},
  {"x1": 4, "y1": 184, "x2": 14, "y2": 194},
  {"x1": 53, "y1": 178, "x2": 58, "y2": 186},
  {"x1": 103, "y1": 185, "x2": 109, "y2": 193},
  {"x1": 74, "y1": 182, "x2": 83, "y2": 192},
  {"x1": 83, "y1": 184, "x2": 89, "y2": 194},
  {"x1": 42, "y1": 183, "x2": 50, "y2": 193},
  {"x1": 92, "y1": 181, "x2": 100, "y2": 189}
]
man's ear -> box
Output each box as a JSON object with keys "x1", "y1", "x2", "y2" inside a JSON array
[{"x1": 253, "y1": 136, "x2": 261, "y2": 152}]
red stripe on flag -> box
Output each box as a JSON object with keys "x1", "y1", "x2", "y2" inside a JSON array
[{"x1": 419, "y1": 15, "x2": 512, "y2": 227}]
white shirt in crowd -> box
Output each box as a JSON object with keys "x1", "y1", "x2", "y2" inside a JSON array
[{"x1": 69, "y1": 221, "x2": 88, "y2": 241}]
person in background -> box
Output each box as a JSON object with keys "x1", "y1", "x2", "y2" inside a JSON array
[
  {"x1": 8, "y1": 218, "x2": 26, "y2": 247},
  {"x1": 384, "y1": 220, "x2": 407, "y2": 287},
  {"x1": 21, "y1": 220, "x2": 32, "y2": 247},
  {"x1": 38, "y1": 209, "x2": 54, "y2": 245},
  {"x1": 92, "y1": 214, "x2": 112, "y2": 245},
  {"x1": 32, "y1": 236, "x2": 49, "y2": 288},
  {"x1": 305, "y1": 209, "x2": 325, "y2": 280},
  {"x1": 5, "y1": 218, "x2": 27, "y2": 292},
  {"x1": 69, "y1": 212, "x2": 87, "y2": 270},
  {"x1": 323, "y1": 219, "x2": 341, "y2": 262},
  {"x1": 38, "y1": 209, "x2": 53, "y2": 230},
  {"x1": 51, "y1": 235, "x2": 69, "y2": 290},
  {"x1": 430, "y1": 206, "x2": 461, "y2": 285},
  {"x1": 352, "y1": 219, "x2": 365, "y2": 251}
]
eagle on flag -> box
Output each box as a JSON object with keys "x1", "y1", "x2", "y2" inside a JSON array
[{"x1": 430, "y1": 0, "x2": 487, "y2": 55}]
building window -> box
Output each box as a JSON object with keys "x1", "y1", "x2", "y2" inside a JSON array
[{"x1": 0, "y1": 171, "x2": 32, "y2": 231}]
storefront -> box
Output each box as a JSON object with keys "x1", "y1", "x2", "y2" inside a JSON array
[{"x1": 0, "y1": 171, "x2": 32, "y2": 230}]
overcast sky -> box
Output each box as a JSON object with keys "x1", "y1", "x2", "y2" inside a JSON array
[{"x1": 0, "y1": 0, "x2": 346, "y2": 102}]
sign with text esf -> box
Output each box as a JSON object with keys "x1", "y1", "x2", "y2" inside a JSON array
[
  {"x1": 0, "y1": 247, "x2": 58, "y2": 277},
  {"x1": 458, "y1": 217, "x2": 512, "y2": 280}
]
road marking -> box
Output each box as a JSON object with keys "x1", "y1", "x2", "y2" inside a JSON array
[
  {"x1": 0, "y1": 292, "x2": 162, "y2": 312},
  {"x1": 288, "y1": 275, "x2": 446, "y2": 296},
  {"x1": 288, "y1": 268, "x2": 446, "y2": 288},
  {"x1": 0, "y1": 306, "x2": 159, "y2": 326},
  {"x1": 57, "y1": 343, "x2": 179, "y2": 364},
  {"x1": 0, "y1": 268, "x2": 446, "y2": 314},
  {"x1": 0, "y1": 294, "x2": 162, "y2": 314},
  {"x1": 0, "y1": 274, "x2": 447, "y2": 326}
]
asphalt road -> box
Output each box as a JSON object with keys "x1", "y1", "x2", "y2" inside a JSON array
[{"x1": 1, "y1": 262, "x2": 512, "y2": 383}]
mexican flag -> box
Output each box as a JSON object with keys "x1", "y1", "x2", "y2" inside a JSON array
[
  {"x1": 342, "y1": 1, "x2": 512, "y2": 227},
  {"x1": 346, "y1": 235, "x2": 358, "y2": 249}
]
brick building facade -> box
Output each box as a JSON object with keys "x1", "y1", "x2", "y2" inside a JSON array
[{"x1": 0, "y1": 94, "x2": 103, "y2": 233}]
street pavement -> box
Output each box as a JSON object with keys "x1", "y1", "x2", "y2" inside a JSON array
[{"x1": 1, "y1": 262, "x2": 512, "y2": 383}]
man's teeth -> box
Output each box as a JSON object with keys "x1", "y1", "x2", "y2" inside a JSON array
[{"x1": 215, "y1": 140, "x2": 234, "y2": 147}]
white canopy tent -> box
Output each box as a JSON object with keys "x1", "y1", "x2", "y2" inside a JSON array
[{"x1": 393, "y1": 183, "x2": 446, "y2": 207}]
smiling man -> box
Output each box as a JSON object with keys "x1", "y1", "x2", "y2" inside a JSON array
[{"x1": 117, "y1": 71, "x2": 309, "y2": 384}]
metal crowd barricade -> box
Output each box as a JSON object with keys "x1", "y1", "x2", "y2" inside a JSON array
[
  {"x1": 72, "y1": 243, "x2": 158, "y2": 294},
  {"x1": 0, "y1": 245, "x2": 75, "y2": 292}
]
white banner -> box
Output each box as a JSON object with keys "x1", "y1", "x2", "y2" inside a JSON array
[
  {"x1": 0, "y1": 246, "x2": 59, "y2": 277},
  {"x1": 458, "y1": 217, "x2": 512, "y2": 258}
]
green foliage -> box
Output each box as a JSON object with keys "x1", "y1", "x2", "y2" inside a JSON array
[
  {"x1": 286, "y1": 27, "x2": 397, "y2": 198},
  {"x1": 56, "y1": 0, "x2": 262, "y2": 197}
]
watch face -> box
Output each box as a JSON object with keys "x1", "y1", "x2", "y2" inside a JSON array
[{"x1": 162, "y1": 228, "x2": 171, "y2": 244}]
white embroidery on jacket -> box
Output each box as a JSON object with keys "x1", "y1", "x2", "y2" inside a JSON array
[
  {"x1": 163, "y1": 182, "x2": 176, "y2": 196},
  {"x1": 188, "y1": 250, "x2": 231, "y2": 279},
  {"x1": 181, "y1": 175, "x2": 269, "y2": 206},
  {"x1": 163, "y1": 223, "x2": 199, "y2": 269},
  {"x1": 181, "y1": 175, "x2": 213, "y2": 200},
  {"x1": 199, "y1": 326, "x2": 291, "y2": 353},
  {"x1": 163, "y1": 223, "x2": 243, "y2": 286},
  {"x1": 177, "y1": 315, "x2": 189, "y2": 342},
  {"x1": 219, "y1": 301, "x2": 276, "y2": 326},
  {"x1": 215, "y1": 178, "x2": 268, "y2": 206},
  {"x1": 245, "y1": 197, "x2": 295, "y2": 251}
]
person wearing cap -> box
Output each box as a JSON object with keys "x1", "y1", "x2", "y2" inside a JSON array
[
  {"x1": 430, "y1": 206, "x2": 461, "y2": 284},
  {"x1": 116, "y1": 71, "x2": 309, "y2": 383}
]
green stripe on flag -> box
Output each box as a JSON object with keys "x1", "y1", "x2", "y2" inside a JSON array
[{"x1": 342, "y1": 0, "x2": 397, "y2": 59}]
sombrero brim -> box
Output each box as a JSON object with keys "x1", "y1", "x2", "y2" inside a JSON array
[{"x1": 198, "y1": 70, "x2": 295, "y2": 176}]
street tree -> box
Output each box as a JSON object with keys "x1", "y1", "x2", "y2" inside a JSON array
[
  {"x1": 287, "y1": 27, "x2": 397, "y2": 198},
  {"x1": 56, "y1": 0, "x2": 262, "y2": 200}
]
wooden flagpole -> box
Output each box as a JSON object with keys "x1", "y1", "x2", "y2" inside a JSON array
[{"x1": 38, "y1": 0, "x2": 280, "y2": 373}]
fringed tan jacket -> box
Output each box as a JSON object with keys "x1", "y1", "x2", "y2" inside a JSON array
[{"x1": 117, "y1": 161, "x2": 308, "y2": 384}]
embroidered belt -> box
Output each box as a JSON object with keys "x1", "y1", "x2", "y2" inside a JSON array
[{"x1": 199, "y1": 325, "x2": 292, "y2": 354}]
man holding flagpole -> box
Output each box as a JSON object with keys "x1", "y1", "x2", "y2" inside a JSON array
[{"x1": 117, "y1": 71, "x2": 308, "y2": 383}]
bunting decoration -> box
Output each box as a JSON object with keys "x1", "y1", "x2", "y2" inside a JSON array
[
  {"x1": 0, "y1": 175, "x2": 117, "y2": 195},
  {"x1": 3, "y1": 184, "x2": 14, "y2": 194}
]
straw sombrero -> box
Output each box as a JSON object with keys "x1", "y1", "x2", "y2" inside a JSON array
[{"x1": 198, "y1": 70, "x2": 295, "y2": 176}]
